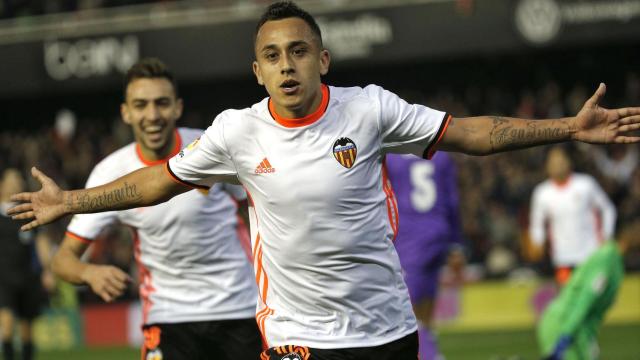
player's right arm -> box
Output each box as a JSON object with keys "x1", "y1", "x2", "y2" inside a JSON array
[
  {"x1": 51, "y1": 234, "x2": 131, "y2": 302},
  {"x1": 8, "y1": 164, "x2": 189, "y2": 232}
]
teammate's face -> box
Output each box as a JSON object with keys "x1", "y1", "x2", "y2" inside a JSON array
[
  {"x1": 546, "y1": 148, "x2": 571, "y2": 181},
  {"x1": 253, "y1": 17, "x2": 330, "y2": 118},
  {"x1": 121, "y1": 78, "x2": 183, "y2": 160}
]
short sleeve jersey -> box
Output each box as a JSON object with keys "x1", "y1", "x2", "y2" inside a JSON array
[
  {"x1": 167, "y1": 85, "x2": 450, "y2": 348},
  {"x1": 67, "y1": 128, "x2": 257, "y2": 325},
  {"x1": 529, "y1": 173, "x2": 616, "y2": 267}
]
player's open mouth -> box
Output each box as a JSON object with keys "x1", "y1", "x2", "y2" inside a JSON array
[
  {"x1": 280, "y1": 79, "x2": 300, "y2": 94},
  {"x1": 144, "y1": 126, "x2": 164, "y2": 142}
]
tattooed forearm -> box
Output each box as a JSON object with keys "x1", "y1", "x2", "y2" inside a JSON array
[
  {"x1": 66, "y1": 182, "x2": 143, "y2": 213},
  {"x1": 488, "y1": 116, "x2": 575, "y2": 152}
]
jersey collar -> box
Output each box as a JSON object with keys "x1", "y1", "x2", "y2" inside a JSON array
[
  {"x1": 268, "y1": 84, "x2": 330, "y2": 128},
  {"x1": 135, "y1": 129, "x2": 182, "y2": 166},
  {"x1": 552, "y1": 174, "x2": 572, "y2": 188}
]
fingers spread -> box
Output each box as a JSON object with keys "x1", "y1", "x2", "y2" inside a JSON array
[
  {"x1": 9, "y1": 192, "x2": 32, "y2": 203},
  {"x1": 11, "y1": 211, "x2": 34, "y2": 221},
  {"x1": 7, "y1": 203, "x2": 32, "y2": 215},
  {"x1": 615, "y1": 136, "x2": 640, "y2": 144},
  {"x1": 586, "y1": 83, "x2": 606, "y2": 107},
  {"x1": 20, "y1": 220, "x2": 39, "y2": 232},
  {"x1": 619, "y1": 123, "x2": 640, "y2": 133},
  {"x1": 617, "y1": 107, "x2": 640, "y2": 118}
]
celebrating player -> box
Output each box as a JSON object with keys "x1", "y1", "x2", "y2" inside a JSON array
[
  {"x1": 529, "y1": 146, "x2": 616, "y2": 285},
  {"x1": 386, "y1": 153, "x2": 462, "y2": 360},
  {"x1": 49, "y1": 58, "x2": 261, "y2": 360},
  {"x1": 9, "y1": 2, "x2": 640, "y2": 359}
]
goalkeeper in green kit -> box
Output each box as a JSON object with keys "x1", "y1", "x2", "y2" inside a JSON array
[{"x1": 538, "y1": 223, "x2": 639, "y2": 360}]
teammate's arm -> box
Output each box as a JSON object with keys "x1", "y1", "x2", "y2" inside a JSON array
[
  {"x1": 590, "y1": 179, "x2": 616, "y2": 240},
  {"x1": 529, "y1": 188, "x2": 546, "y2": 246},
  {"x1": 51, "y1": 235, "x2": 131, "y2": 302},
  {"x1": 9, "y1": 164, "x2": 190, "y2": 231},
  {"x1": 437, "y1": 84, "x2": 640, "y2": 155},
  {"x1": 35, "y1": 231, "x2": 56, "y2": 293}
]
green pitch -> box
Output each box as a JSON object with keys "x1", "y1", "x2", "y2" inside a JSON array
[
  {"x1": 439, "y1": 323, "x2": 640, "y2": 360},
  {"x1": 37, "y1": 323, "x2": 639, "y2": 360}
]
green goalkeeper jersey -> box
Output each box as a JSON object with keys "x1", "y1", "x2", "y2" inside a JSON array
[{"x1": 547, "y1": 241, "x2": 624, "y2": 338}]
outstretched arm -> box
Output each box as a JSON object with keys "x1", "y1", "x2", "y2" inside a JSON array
[
  {"x1": 438, "y1": 84, "x2": 640, "y2": 155},
  {"x1": 9, "y1": 164, "x2": 189, "y2": 231}
]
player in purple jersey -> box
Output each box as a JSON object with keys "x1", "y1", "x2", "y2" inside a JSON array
[{"x1": 386, "y1": 152, "x2": 462, "y2": 360}]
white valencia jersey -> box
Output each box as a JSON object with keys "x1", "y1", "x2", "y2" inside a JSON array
[
  {"x1": 167, "y1": 85, "x2": 450, "y2": 348},
  {"x1": 529, "y1": 173, "x2": 616, "y2": 267},
  {"x1": 67, "y1": 128, "x2": 257, "y2": 325}
]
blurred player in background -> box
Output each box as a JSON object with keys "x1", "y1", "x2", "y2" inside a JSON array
[
  {"x1": 386, "y1": 153, "x2": 462, "y2": 360},
  {"x1": 529, "y1": 146, "x2": 616, "y2": 285},
  {"x1": 537, "y1": 222, "x2": 640, "y2": 360},
  {"x1": 49, "y1": 58, "x2": 261, "y2": 360},
  {"x1": 0, "y1": 169, "x2": 54, "y2": 360},
  {"x1": 9, "y1": 2, "x2": 640, "y2": 359}
]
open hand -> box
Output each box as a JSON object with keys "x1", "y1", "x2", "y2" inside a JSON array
[
  {"x1": 573, "y1": 83, "x2": 640, "y2": 144},
  {"x1": 8, "y1": 167, "x2": 66, "y2": 231}
]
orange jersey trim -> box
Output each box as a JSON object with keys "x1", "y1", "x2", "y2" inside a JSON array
[
  {"x1": 246, "y1": 187, "x2": 274, "y2": 347},
  {"x1": 424, "y1": 113, "x2": 452, "y2": 159},
  {"x1": 136, "y1": 129, "x2": 182, "y2": 166},
  {"x1": 268, "y1": 84, "x2": 330, "y2": 128},
  {"x1": 381, "y1": 160, "x2": 399, "y2": 242},
  {"x1": 65, "y1": 231, "x2": 93, "y2": 245},
  {"x1": 164, "y1": 162, "x2": 210, "y2": 191}
]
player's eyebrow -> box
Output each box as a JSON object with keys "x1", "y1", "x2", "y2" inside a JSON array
[{"x1": 260, "y1": 40, "x2": 311, "y2": 53}]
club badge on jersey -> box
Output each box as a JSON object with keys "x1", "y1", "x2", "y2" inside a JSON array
[{"x1": 333, "y1": 137, "x2": 357, "y2": 169}]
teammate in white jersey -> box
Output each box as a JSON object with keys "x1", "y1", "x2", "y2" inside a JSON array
[
  {"x1": 9, "y1": 2, "x2": 640, "y2": 359},
  {"x1": 529, "y1": 146, "x2": 616, "y2": 285},
  {"x1": 49, "y1": 58, "x2": 262, "y2": 360}
]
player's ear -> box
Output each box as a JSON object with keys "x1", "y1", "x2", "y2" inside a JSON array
[
  {"x1": 174, "y1": 98, "x2": 184, "y2": 119},
  {"x1": 319, "y1": 49, "x2": 330, "y2": 76},
  {"x1": 120, "y1": 102, "x2": 131, "y2": 125},
  {"x1": 252, "y1": 60, "x2": 264, "y2": 86}
]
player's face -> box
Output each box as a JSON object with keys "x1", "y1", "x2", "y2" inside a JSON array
[
  {"x1": 121, "y1": 78, "x2": 183, "y2": 158},
  {"x1": 253, "y1": 17, "x2": 330, "y2": 118}
]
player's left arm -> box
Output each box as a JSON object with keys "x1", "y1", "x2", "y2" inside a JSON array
[
  {"x1": 436, "y1": 84, "x2": 640, "y2": 155},
  {"x1": 35, "y1": 230, "x2": 56, "y2": 293},
  {"x1": 590, "y1": 179, "x2": 617, "y2": 240}
]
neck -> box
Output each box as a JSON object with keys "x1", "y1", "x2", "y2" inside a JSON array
[
  {"x1": 552, "y1": 174, "x2": 570, "y2": 185},
  {"x1": 137, "y1": 131, "x2": 177, "y2": 162},
  {"x1": 274, "y1": 85, "x2": 323, "y2": 119}
]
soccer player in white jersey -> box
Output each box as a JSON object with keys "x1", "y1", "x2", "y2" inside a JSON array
[
  {"x1": 529, "y1": 146, "x2": 616, "y2": 285},
  {"x1": 49, "y1": 58, "x2": 262, "y2": 360},
  {"x1": 8, "y1": 2, "x2": 640, "y2": 359}
]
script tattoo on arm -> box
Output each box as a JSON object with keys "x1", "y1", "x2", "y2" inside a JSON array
[
  {"x1": 67, "y1": 182, "x2": 143, "y2": 213},
  {"x1": 488, "y1": 116, "x2": 575, "y2": 152}
]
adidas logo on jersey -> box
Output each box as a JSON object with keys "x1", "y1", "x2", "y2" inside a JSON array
[{"x1": 255, "y1": 158, "x2": 276, "y2": 174}]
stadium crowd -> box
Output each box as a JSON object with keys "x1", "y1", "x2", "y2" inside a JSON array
[{"x1": 2, "y1": 69, "x2": 639, "y2": 304}]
